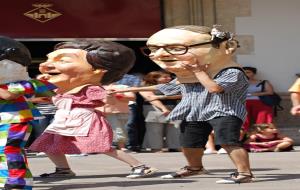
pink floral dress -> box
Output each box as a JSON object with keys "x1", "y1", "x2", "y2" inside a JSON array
[{"x1": 29, "y1": 85, "x2": 113, "y2": 154}]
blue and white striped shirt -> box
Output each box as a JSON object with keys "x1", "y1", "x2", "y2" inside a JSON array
[{"x1": 157, "y1": 68, "x2": 249, "y2": 122}]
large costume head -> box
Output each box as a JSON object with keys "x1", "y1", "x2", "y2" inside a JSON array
[
  {"x1": 143, "y1": 25, "x2": 240, "y2": 83},
  {"x1": 0, "y1": 36, "x2": 31, "y2": 84},
  {"x1": 39, "y1": 40, "x2": 135, "y2": 93}
]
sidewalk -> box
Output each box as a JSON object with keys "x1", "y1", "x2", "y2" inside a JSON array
[{"x1": 28, "y1": 147, "x2": 300, "y2": 190}]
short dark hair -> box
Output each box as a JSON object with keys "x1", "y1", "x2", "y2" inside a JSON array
[
  {"x1": 243, "y1": 66, "x2": 257, "y2": 74},
  {"x1": 54, "y1": 40, "x2": 135, "y2": 85}
]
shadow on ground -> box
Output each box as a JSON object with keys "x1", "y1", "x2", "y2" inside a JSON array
[{"x1": 34, "y1": 179, "x2": 195, "y2": 190}]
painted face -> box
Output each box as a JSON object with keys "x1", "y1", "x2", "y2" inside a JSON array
[
  {"x1": 146, "y1": 29, "x2": 213, "y2": 78},
  {"x1": 39, "y1": 49, "x2": 100, "y2": 90},
  {"x1": 0, "y1": 59, "x2": 30, "y2": 84}
]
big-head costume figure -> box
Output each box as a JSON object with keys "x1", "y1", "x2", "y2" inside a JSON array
[
  {"x1": 140, "y1": 25, "x2": 253, "y2": 183},
  {"x1": 0, "y1": 36, "x2": 56, "y2": 190},
  {"x1": 30, "y1": 40, "x2": 135, "y2": 139},
  {"x1": 29, "y1": 40, "x2": 157, "y2": 179}
]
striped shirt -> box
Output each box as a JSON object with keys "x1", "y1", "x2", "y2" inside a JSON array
[{"x1": 157, "y1": 68, "x2": 249, "y2": 122}]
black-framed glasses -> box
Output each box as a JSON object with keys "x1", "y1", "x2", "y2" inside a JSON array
[{"x1": 140, "y1": 41, "x2": 212, "y2": 56}]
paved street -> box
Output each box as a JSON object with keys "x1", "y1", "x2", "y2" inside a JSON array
[{"x1": 28, "y1": 147, "x2": 300, "y2": 190}]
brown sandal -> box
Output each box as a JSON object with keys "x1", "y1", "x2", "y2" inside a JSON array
[
  {"x1": 40, "y1": 168, "x2": 76, "y2": 178},
  {"x1": 161, "y1": 166, "x2": 208, "y2": 179},
  {"x1": 216, "y1": 171, "x2": 254, "y2": 184}
]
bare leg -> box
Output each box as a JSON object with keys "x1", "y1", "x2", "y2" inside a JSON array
[
  {"x1": 222, "y1": 145, "x2": 251, "y2": 174},
  {"x1": 181, "y1": 147, "x2": 204, "y2": 169},
  {"x1": 46, "y1": 150, "x2": 143, "y2": 168},
  {"x1": 205, "y1": 133, "x2": 217, "y2": 152},
  {"x1": 275, "y1": 141, "x2": 293, "y2": 151},
  {"x1": 105, "y1": 149, "x2": 142, "y2": 167},
  {"x1": 118, "y1": 141, "x2": 126, "y2": 150},
  {"x1": 160, "y1": 147, "x2": 206, "y2": 179},
  {"x1": 105, "y1": 149, "x2": 157, "y2": 178},
  {"x1": 46, "y1": 154, "x2": 70, "y2": 168}
]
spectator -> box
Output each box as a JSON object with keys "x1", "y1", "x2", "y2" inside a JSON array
[
  {"x1": 98, "y1": 83, "x2": 136, "y2": 150},
  {"x1": 140, "y1": 71, "x2": 181, "y2": 152},
  {"x1": 244, "y1": 123, "x2": 294, "y2": 152},
  {"x1": 289, "y1": 77, "x2": 300, "y2": 116},
  {"x1": 116, "y1": 73, "x2": 145, "y2": 152},
  {"x1": 242, "y1": 67, "x2": 275, "y2": 135}
]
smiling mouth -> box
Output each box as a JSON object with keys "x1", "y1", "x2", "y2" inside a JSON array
[
  {"x1": 159, "y1": 59, "x2": 177, "y2": 62},
  {"x1": 45, "y1": 72, "x2": 61, "y2": 76}
]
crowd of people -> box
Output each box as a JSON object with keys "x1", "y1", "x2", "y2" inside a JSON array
[{"x1": 0, "y1": 24, "x2": 298, "y2": 189}]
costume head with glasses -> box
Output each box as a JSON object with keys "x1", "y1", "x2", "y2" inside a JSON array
[{"x1": 142, "y1": 25, "x2": 240, "y2": 83}]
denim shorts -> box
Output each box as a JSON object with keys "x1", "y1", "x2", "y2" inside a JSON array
[
  {"x1": 179, "y1": 116, "x2": 243, "y2": 148},
  {"x1": 106, "y1": 113, "x2": 128, "y2": 143}
]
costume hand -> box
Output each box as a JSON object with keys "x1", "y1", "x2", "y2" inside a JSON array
[
  {"x1": 179, "y1": 62, "x2": 208, "y2": 73},
  {"x1": 106, "y1": 89, "x2": 116, "y2": 94},
  {"x1": 161, "y1": 109, "x2": 171, "y2": 116},
  {"x1": 29, "y1": 97, "x2": 52, "y2": 103},
  {"x1": 107, "y1": 89, "x2": 125, "y2": 95},
  {"x1": 36, "y1": 74, "x2": 51, "y2": 81}
]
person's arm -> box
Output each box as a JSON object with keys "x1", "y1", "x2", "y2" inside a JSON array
[
  {"x1": 248, "y1": 134, "x2": 257, "y2": 143},
  {"x1": 251, "y1": 80, "x2": 274, "y2": 96},
  {"x1": 182, "y1": 63, "x2": 236, "y2": 93},
  {"x1": 29, "y1": 97, "x2": 52, "y2": 103},
  {"x1": 290, "y1": 92, "x2": 300, "y2": 116},
  {"x1": 291, "y1": 92, "x2": 300, "y2": 107},
  {"x1": 178, "y1": 62, "x2": 225, "y2": 93},
  {"x1": 0, "y1": 88, "x2": 20, "y2": 100},
  {"x1": 276, "y1": 134, "x2": 294, "y2": 144},
  {"x1": 108, "y1": 85, "x2": 158, "y2": 94},
  {"x1": 194, "y1": 71, "x2": 223, "y2": 93},
  {"x1": 147, "y1": 94, "x2": 182, "y2": 102},
  {"x1": 290, "y1": 104, "x2": 300, "y2": 116},
  {"x1": 248, "y1": 134, "x2": 267, "y2": 146},
  {"x1": 140, "y1": 91, "x2": 171, "y2": 116},
  {"x1": 289, "y1": 78, "x2": 300, "y2": 116}
]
